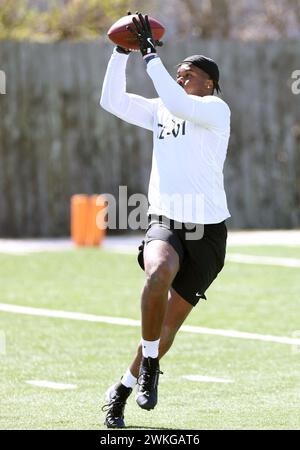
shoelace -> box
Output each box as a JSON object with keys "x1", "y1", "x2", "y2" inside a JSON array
[
  {"x1": 101, "y1": 396, "x2": 126, "y2": 416},
  {"x1": 137, "y1": 369, "x2": 163, "y2": 393}
]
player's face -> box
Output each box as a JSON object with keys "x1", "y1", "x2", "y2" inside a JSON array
[{"x1": 176, "y1": 63, "x2": 214, "y2": 97}]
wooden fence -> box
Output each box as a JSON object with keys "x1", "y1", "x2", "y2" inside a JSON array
[{"x1": 0, "y1": 39, "x2": 299, "y2": 236}]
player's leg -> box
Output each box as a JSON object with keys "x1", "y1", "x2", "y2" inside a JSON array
[
  {"x1": 103, "y1": 238, "x2": 180, "y2": 426},
  {"x1": 141, "y1": 239, "x2": 180, "y2": 340},
  {"x1": 129, "y1": 287, "x2": 193, "y2": 376},
  {"x1": 137, "y1": 220, "x2": 227, "y2": 411},
  {"x1": 136, "y1": 239, "x2": 181, "y2": 410},
  {"x1": 103, "y1": 287, "x2": 193, "y2": 427},
  {"x1": 103, "y1": 220, "x2": 227, "y2": 426}
]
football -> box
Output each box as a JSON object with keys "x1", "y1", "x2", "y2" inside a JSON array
[{"x1": 107, "y1": 14, "x2": 165, "y2": 50}]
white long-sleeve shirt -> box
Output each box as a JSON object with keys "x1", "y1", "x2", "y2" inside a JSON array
[{"x1": 100, "y1": 49, "x2": 231, "y2": 224}]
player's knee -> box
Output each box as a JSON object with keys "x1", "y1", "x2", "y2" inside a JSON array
[{"x1": 145, "y1": 260, "x2": 177, "y2": 293}]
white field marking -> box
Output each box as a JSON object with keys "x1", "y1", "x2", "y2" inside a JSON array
[
  {"x1": 182, "y1": 375, "x2": 233, "y2": 383},
  {"x1": 101, "y1": 242, "x2": 300, "y2": 268},
  {"x1": 1, "y1": 303, "x2": 300, "y2": 347},
  {"x1": 0, "y1": 303, "x2": 140, "y2": 327},
  {"x1": 26, "y1": 380, "x2": 77, "y2": 390},
  {"x1": 180, "y1": 324, "x2": 300, "y2": 345},
  {"x1": 1, "y1": 230, "x2": 300, "y2": 255},
  {"x1": 101, "y1": 248, "x2": 300, "y2": 268},
  {"x1": 0, "y1": 238, "x2": 74, "y2": 255},
  {"x1": 226, "y1": 253, "x2": 300, "y2": 268}
]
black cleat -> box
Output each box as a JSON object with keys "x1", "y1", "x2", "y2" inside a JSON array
[
  {"x1": 136, "y1": 357, "x2": 163, "y2": 410},
  {"x1": 102, "y1": 382, "x2": 132, "y2": 428}
]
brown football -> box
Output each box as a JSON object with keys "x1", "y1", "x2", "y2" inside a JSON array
[{"x1": 107, "y1": 14, "x2": 165, "y2": 50}]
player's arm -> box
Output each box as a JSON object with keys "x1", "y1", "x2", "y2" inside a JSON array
[
  {"x1": 146, "y1": 57, "x2": 230, "y2": 131},
  {"x1": 100, "y1": 48, "x2": 157, "y2": 131},
  {"x1": 127, "y1": 13, "x2": 229, "y2": 131}
]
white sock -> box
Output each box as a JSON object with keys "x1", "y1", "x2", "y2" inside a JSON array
[
  {"x1": 141, "y1": 338, "x2": 160, "y2": 358},
  {"x1": 121, "y1": 368, "x2": 137, "y2": 389}
]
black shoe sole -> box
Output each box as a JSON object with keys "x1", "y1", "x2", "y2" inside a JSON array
[
  {"x1": 104, "y1": 422, "x2": 125, "y2": 428},
  {"x1": 136, "y1": 398, "x2": 157, "y2": 411},
  {"x1": 139, "y1": 405, "x2": 155, "y2": 411}
]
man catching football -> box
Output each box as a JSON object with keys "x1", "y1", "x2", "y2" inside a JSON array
[{"x1": 100, "y1": 12, "x2": 231, "y2": 428}]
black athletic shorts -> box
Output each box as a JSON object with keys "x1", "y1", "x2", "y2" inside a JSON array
[{"x1": 137, "y1": 215, "x2": 227, "y2": 307}]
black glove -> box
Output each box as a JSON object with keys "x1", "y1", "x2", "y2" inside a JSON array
[
  {"x1": 115, "y1": 46, "x2": 131, "y2": 54},
  {"x1": 127, "y1": 13, "x2": 163, "y2": 57}
]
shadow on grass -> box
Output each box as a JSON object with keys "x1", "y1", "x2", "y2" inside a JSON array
[{"x1": 125, "y1": 425, "x2": 176, "y2": 430}]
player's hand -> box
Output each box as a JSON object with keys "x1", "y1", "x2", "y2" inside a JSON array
[
  {"x1": 126, "y1": 12, "x2": 163, "y2": 57},
  {"x1": 115, "y1": 46, "x2": 131, "y2": 54}
]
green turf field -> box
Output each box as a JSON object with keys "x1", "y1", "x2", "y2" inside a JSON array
[{"x1": 0, "y1": 246, "x2": 299, "y2": 430}]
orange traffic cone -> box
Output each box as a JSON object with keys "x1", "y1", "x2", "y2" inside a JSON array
[
  {"x1": 71, "y1": 194, "x2": 89, "y2": 246},
  {"x1": 85, "y1": 195, "x2": 107, "y2": 246},
  {"x1": 71, "y1": 194, "x2": 107, "y2": 247}
]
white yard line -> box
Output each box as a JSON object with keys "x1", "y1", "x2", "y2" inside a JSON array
[
  {"x1": 0, "y1": 303, "x2": 299, "y2": 347},
  {"x1": 0, "y1": 230, "x2": 300, "y2": 255},
  {"x1": 0, "y1": 239, "x2": 74, "y2": 255},
  {"x1": 180, "y1": 324, "x2": 300, "y2": 345},
  {"x1": 226, "y1": 253, "x2": 300, "y2": 268},
  {"x1": 182, "y1": 375, "x2": 233, "y2": 383},
  {"x1": 102, "y1": 233, "x2": 300, "y2": 269},
  {"x1": 0, "y1": 303, "x2": 140, "y2": 327},
  {"x1": 1, "y1": 237, "x2": 299, "y2": 268},
  {"x1": 101, "y1": 248, "x2": 300, "y2": 268},
  {"x1": 26, "y1": 380, "x2": 77, "y2": 390},
  {"x1": 105, "y1": 249, "x2": 300, "y2": 268}
]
